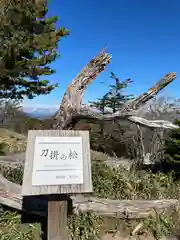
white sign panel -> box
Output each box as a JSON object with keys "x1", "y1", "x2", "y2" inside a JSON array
[{"x1": 32, "y1": 136, "x2": 83, "y2": 186}]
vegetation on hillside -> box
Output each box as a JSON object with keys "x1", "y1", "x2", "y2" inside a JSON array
[{"x1": 0, "y1": 100, "x2": 52, "y2": 135}]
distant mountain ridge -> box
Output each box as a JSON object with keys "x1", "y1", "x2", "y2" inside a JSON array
[{"x1": 23, "y1": 106, "x2": 58, "y2": 119}]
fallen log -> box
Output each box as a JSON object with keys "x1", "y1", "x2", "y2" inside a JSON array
[{"x1": 0, "y1": 173, "x2": 178, "y2": 219}]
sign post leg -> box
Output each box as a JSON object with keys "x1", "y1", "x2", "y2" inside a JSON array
[{"x1": 48, "y1": 201, "x2": 68, "y2": 240}]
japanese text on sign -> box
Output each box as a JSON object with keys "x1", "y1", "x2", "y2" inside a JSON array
[
  {"x1": 31, "y1": 136, "x2": 83, "y2": 186},
  {"x1": 40, "y1": 149, "x2": 78, "y2": 161}
]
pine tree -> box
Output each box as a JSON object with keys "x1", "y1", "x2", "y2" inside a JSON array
[
  {"x1": 89, "y1": 72, "x2": 134, "y2": 113},
  {"x1": 0, "y1": 0, "x2": 69, "y2": 99},
  {"x1": 106, "y1": 72, "x2": 134, "y2": 113},
  {"x1": 164, "y1": 119, "x2": 180, "y2": 163}
]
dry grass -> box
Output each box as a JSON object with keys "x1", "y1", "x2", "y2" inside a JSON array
[{"x1": 0, "y1": 128, "x2": 26, "y2": 154}]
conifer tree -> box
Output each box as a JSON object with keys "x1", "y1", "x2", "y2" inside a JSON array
[
  {"x1": 106, "y1": 72, "x2": 134, "y2": 113},
  {"x1": 0, "y1": 0, "x2": 69, "y2": 99},
  {"x1": 90, "y1": 72, "x2": 134, "y2": 113}
]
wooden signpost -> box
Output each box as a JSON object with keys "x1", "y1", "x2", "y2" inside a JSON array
[{"x1": 22, "y1": 130, "x2": 93, "y2": 240}]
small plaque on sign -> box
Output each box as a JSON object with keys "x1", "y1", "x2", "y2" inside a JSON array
[
  {"x1": 32, "y1": 137, "x2": 83, "y2": 186},
  {"x1": 22, "y1": 130, "x2": 92, "y2": 196}
]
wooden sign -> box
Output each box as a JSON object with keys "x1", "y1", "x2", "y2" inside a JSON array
[
  {"x1": 22, "y1": 130, "x2": 93, "y2": 240},
  {"x1": 22, "y1": 130, "x2": 92, "y2": 196}
]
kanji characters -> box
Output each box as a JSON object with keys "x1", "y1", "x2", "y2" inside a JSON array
[
  {"x1": 40, "y1": 149, "x2": 79, "y2": 160},
  {"x1": 49, "y1": 150, "x2": 59, "y2": 160},
  {"x1": 40, "y1": 149, "x2": 49, "y2": 157},
  {"x1": 68, "y1": 149, "x2": 78, "y2": 160}
]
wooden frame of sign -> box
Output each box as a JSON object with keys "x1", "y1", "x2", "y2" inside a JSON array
[{"x1": 22, "y1": 130, "x2": 93, "y2": 240}]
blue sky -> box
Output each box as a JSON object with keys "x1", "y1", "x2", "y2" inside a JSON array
[{"x1": 24, "y1": 0, "x2": 180, "y2": 109}]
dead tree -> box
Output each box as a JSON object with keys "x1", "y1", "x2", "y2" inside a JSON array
[
  {"x1": 52, "y1": 58, "x2": 176, "y2": 133},
  {"x1": 52, "y1": 50, "x2": 177, "y2": 131}
]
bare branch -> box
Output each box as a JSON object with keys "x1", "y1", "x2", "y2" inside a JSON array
[
  {"x1": 127, "y1": 116, "x2": 179, "y2": 129},
  {"x1": 53, "y1": 50, "x2": 112, "y2": 129},
  {"x1": 61, "y1": 106, "x2": 179, "y2": 130},
  {"x1": 127, "y1": 72, "x2": 177, "y2": 110}
]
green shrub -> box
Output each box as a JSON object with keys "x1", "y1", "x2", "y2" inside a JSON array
[
  {"x1": 92, "y1": 163, "x2": 177, "y2": 200},
  {"x1": 68, "y1": 212, "x2": 102, "y2": 240},
  {"x1": 0, "y1": 206, "x2": 41, "y2": 240},
  {"x1": 1, "y1": 166, "x2": 23, "y2": 185},
  {"x1": 164, "y1": 119, "x2": 180, "y2": 163},
  {"x1": 0, "y1": 142, "x2": 7, "y2": 155}
]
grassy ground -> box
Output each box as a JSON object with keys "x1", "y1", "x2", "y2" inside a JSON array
[
  {"x1": 0, "y1": 128, "x2": 26, "y2": 154},
  {"x1": 2, "y1": 162, "x2": 180, "y2": 239},
  {"x1": 1, "y1": 129, "x2": 180, "y2": 239}
]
